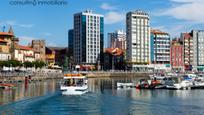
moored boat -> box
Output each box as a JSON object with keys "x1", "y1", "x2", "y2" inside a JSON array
[
  {"x1": 0, "y1": 83, "x2": 16, "y2": 89},
  {"x1": 117, "y1": 82, "x2": 134, "y2": 88}
]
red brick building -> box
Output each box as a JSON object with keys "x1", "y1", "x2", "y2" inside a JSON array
[
  {"x1": 170, "y1": 39, "x2": 184, "y2": 72},
  {"x1": 181, "y1": 33, "x2": 193, "y2": 71}
]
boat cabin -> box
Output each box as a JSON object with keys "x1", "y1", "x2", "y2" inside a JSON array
[{"x1": 62, "y1": 74, "x2": 87, "y2": 87}]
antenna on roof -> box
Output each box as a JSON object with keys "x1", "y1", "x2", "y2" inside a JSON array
[
  {"x1": 8, "y1": 26, "x2": 14, "y2": 35},
  {"x1": 2, "y1": 26, "x2": 5, "y2": 32}
]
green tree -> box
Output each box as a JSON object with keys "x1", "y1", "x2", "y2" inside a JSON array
[
  {"x1": 24, "y1": 61, "x2": 34, "y2": 68},
  {"x1": 33, "y1": 61, "x2": 46, "y2": 69},
  {"x1": 7, "y1": 60, "x2": 21, "y2": 67}
]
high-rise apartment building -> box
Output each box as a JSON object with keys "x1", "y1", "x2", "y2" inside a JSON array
[
  {"x1": 192, "y1": 30, "x2": 204, "y2": 71},
  {"x1": 73, "y1": 10, "x2": 104, "y2": 66},
  {"x1": 150, "y1": 29, "x2": 170, "y2": 64},
  {"x1": 68, "y1": 29, "x2": 74, "y2": 56},
  {"x1": 181, "y1": 33, "x2": 193, "y2": 71},
  {"x1": 108, "y1": 30, "x2": 126, "y2": 50},
  {"x1": 126, "y1": 10, "x2": 150, "y2": 71},
  {"x1": 170, "y1": 39, "x2": 184, "y2": 72}
]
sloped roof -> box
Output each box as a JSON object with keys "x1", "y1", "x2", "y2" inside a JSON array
[
  {"x1": 0, "y1": 32, "x2": 14, "y2": 36},
  {"x1": 151, "y1": 29, "x2": 168, "y2": 35},
  {"x1": 105, "y1": 48, "x2": 124, "y2": 56},
  {"x1": 183, "y1": 33, "x2": 192, "y2": 39},
  {"x1": 18, "y1": 45, "x2": 34, "y2": 51},
  {"x1": 0, "y1": 39, "x2": 7, "y2": 43}
]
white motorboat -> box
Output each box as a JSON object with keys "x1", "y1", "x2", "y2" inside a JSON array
[
  {"x1": 166, "y1": 77, "x2": 193, "y2": 90},
  {"x1": 60, "y1": 73, "x2": 88, "y2": 95},
  {"x1": 117, "y1": 82, "x2": 134, "y2": 88},
  {"x1": 175, "y1": 80, "x2": 192, "y2": 90}
]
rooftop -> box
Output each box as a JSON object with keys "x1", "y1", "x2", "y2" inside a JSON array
[
  {"x1": 105, "y1": 48, "x2": 124, "y2": 56},
  {"x1": 182, "y1": 33, "x2": 192, "y2": 39},
  {"x1": 151, "y1": 29, "x2": 169, "y2": 35},
  {"x1": 18, "y1": 45, "x2": 34, "y2": 51},
  {"x1": 0, "y1": 32, "x2": 14, "y2": 36}
]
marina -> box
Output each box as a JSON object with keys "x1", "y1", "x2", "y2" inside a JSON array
[
  {"x1": 1, "y1": 77, "x2": 204, "y2": 115},
  {"x1": 1, "y1": 0, "x2": 204, "y2": 114}
]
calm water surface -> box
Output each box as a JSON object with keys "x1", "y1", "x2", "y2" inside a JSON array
[{"x1": 0, "y1": 77, "x2": 204, "y2": 115}]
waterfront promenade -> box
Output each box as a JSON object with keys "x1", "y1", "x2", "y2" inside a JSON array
[
  {"x1": 0, "y1": 70, "x2": 152, "y2": 83},
  {"x1": 0, "y1": 69, "x2": 63, "y2": 83},
  {"x1": 81, "y1": 71, "x2": 151, "y2": 78}
]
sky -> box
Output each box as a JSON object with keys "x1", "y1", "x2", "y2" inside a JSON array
[{"x1": 0, "y1": 0, "x2": 204, "y2": 47}]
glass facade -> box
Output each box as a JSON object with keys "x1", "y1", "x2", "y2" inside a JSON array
[
  {"x1": 150, "y1": 34, "x2": 154, "y2": 63},
  {"x1": 100, "y1": 17, "x2": 104, "y2": 65},
  {"x1": 82, "y1": 15, "x2": 86, "y2": 62},
  {"x1": 73, "y1": 11, "x2": 104, "y2": 65},
  {"x1": 68, "y1": 29, "x2": 74, "y2": 51}
]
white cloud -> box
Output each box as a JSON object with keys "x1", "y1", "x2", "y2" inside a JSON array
[
  {"x1": 19, "y1": 36, "x2": 57, "y2": 47},
  {"x1": 47, "y1": 42, "x2": 57, "y2": 47},
  {"x1": 153, "y1": 25, "x2": 186, "y2": 37},
  {"x1": 5, "y1": 20, "x2": 16, "y2": 25},
  {"x1": 19, "y1": 36, "x2": 38, "y2": 44},
  {"x1": 160, "y1": 0, "x2": 204, "y2": 23},
  {"x1": 0, "y1": 20, "x2": 34, "y2": 28},
  {"x1": 18, "y1": 24, "x2": 34, "y2": 28},
  {"x1": 100, "y1": 3, "x2": 117, "y2": 10},
  {"x1": 104, "y1": 11, "x2": 125, "y2": 24},
  {"x1": 170, "y1": 0, "x2": 203, "y2": 3}
]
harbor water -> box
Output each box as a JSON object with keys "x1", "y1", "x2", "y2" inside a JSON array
[{"x1": 0, "y1": 77, "x2": 204, "y2": 115}]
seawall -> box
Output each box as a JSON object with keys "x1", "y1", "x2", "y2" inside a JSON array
[{"x1": 86, "y1": 72, "x2": 151, "y2": 78}]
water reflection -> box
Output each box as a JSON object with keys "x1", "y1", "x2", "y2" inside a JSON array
[
  {"x1": 88, "y1": 76, "x2": 146, "y2": 93},
  {"x1": 0, "y1": 80, "x2": 58, "y2": 105},
  {"x1": 0, "y1": 77, "x2": 204, "y2": 115},
  {"x1": 88, "y1": 77, "x2": 204, "y2": 100}
]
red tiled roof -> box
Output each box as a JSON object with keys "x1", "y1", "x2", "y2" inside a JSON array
[
  {"x1": 0, "y1": 39, "x2": 7, "y2": 43},
  {"x1": 105, "y1": 48, "x2": 124, "y2": 56},
  {"x1": 183, "y1": 33, "x2": 192, "y2": 39},
  {"x1": 24, "y1": 54, "x2": 34, "y2": 57},
  {"x1": 0, "y1": 32, "x2": 14, "y2": 36},
  {"x1": 18, "y1": 45, "x2": 34, "y2": 51},
  {"x1": 151, "y1": 29, "x2": 168, "y2": 35}
]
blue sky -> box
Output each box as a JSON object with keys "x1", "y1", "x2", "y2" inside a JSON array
[{"x1": 0, "y1": 0, "x2": 204, "y2": 47}]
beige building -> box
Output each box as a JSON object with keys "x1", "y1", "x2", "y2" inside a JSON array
[
  {"x1": 0, "y1": 26, "x2": 19, "y2": 61},
  {"x1": 31, "y1": 40, "x2": 46, "y2": 62},
  {"x1": 45, "y1": 47, "x2": 55, "y2": 66},
  {"x1": 126, "y1": 10, "x2": 150, "y2": 71},
  {"x1": 14, "y1": 45, "x2": 35, "y2": 62}
]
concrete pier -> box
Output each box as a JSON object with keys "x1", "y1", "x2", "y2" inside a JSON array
[{"x1": 0, "y1": 69, "x2": 63, "y2": 83}]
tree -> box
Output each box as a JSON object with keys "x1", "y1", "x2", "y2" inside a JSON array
[
  {"x1": 23, "y1": 61, "x2": 34, "y2": 68},
  {"x1": 7, "y1": 60, "x2": 21, "y2": 67},
  {"x1": 33, "y1": 61, "x2": 46, "y2": 69}
]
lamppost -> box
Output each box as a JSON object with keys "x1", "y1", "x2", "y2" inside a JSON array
[{"x1": 112, "y1": 55, "x2": 114, "y2": 71}]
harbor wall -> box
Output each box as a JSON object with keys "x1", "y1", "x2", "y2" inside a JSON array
[
  {"x1": 0, "y1": 69, "x2": 63, "y2": 83},
  {"x1": 86, "y1": 72, "x2": 150, "y2": 78},
  {"x1": 0, "y1": 71, "x2": 151, "y2": 83}
]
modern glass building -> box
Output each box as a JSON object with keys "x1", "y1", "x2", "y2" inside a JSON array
[
  {"x1": 73, "y1": 10, "x2": 104, "y2": 66},
  {"x1": 68, "y1": 29, "x2": 74, "y2": 56},
  {"x1": 108, "y1": 30, "x2": 126, "y2": 50}
]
